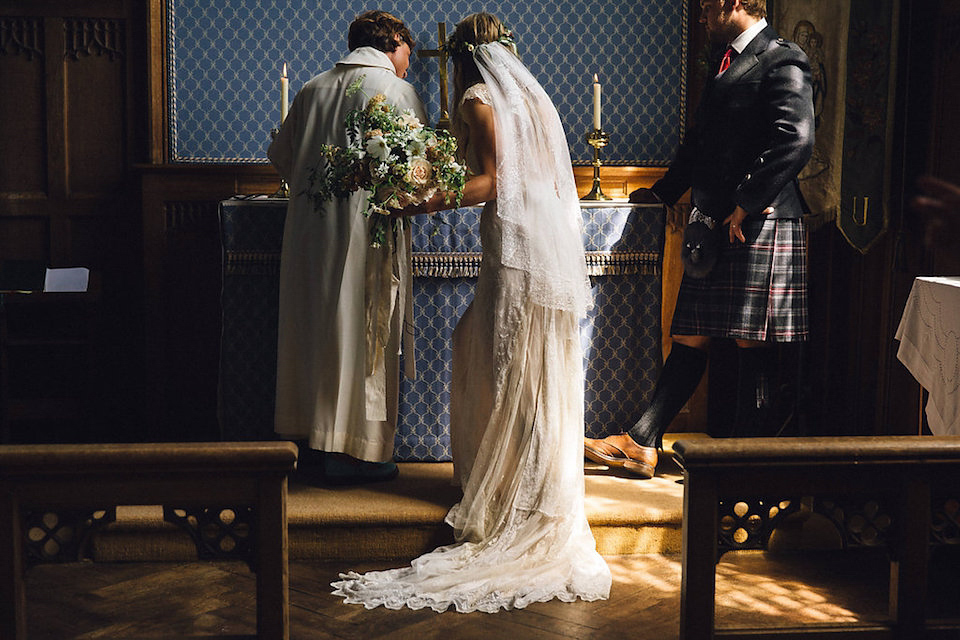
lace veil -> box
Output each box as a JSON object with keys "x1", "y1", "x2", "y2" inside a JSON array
[{"x1": 472, "y1": 42, "x2": 591, "y2": 316}]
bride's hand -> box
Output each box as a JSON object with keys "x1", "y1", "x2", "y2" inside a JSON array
[{"x1": 390, "y1": 201, "x2": 427, "y2": 218}]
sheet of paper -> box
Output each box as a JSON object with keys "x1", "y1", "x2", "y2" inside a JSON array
[{"x1": 44, "y1": 267, "x2": 90, "y2": 292}]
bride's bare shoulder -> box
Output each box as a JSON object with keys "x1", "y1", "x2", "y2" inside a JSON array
[{"x1": 459, "y1": 90, "x2": 494, "y2": 127}]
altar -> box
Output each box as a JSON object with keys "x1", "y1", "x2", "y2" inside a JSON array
[{"x1": 218, "y1": 199, "x2": 664, "y2": 461}]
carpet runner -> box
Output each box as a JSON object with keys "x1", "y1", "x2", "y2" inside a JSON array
[{"x1": 90, "y1": 435, "x2": 705, "y2": 562}]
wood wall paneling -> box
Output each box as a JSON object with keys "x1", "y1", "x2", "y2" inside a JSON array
[
  {"x1": 64, "y1": 18, "x2": 127, "y2": 198},
  {"x1": 928, "y1": 0, "x2": 960, "y2": 276},
  {"x1": 1, "y1": 11, "x2": 132, "y2": 262},
  {"x1": 876, "y1": 0, "x2": 960, "y2": 435},
  {"x1": 1, "y1": 17, "x2": 51, "y2": 269},
  {"x1": 1, "y1": 3, "x2": 145, "y2": 443},
  {"x1": 139, "y1": 165, "x2": 286, "y2": 441},
  {"x1": 802, "y1": 0, "x2": 960, "y2": 438},
  {"x1": 0, "y1": 18, "x2": 47, "y2": 198}
]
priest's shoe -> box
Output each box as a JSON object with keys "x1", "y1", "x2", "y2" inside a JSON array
[
  {"x1": 320, "y1": 453, "x2": 399, "y2": 486},
  {"x1": 293, "y1": 450, "x2": 399, "y2": 486}
]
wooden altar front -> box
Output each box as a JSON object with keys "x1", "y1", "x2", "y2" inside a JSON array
[{"x1": 218, "y1": 199, "x2": 665, "y2": 461}]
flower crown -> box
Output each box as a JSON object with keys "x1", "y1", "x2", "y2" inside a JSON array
[{"x1": 445, "y1": 28, "x2": 515, "y2": 55}]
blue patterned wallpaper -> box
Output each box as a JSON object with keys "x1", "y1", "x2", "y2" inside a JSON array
[{"x1": 166, "y1": 0, "x2": 687, "y2": 165}]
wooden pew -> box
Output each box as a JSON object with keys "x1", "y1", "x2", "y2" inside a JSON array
[
  {"x1": 0, "y1": 441, "x2": 298, "y2": 640},
  {"x1": 673, "y1": 436, "x2": 960, "y2": 639}
]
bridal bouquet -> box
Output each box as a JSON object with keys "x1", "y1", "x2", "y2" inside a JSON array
[{"x1": 304, "y1": 77, "x2": 465, "y2": 247}]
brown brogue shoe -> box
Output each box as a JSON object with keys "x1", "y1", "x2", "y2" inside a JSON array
[{"x1": 584, "y1": 433, "x2": 657, "y2": 479}]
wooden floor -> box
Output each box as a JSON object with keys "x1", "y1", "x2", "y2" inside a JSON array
[{"x1": 26, "y1": 547, "x2": 958, "y2": 639}]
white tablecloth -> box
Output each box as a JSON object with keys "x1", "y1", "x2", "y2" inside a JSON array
[{"x1": 895, "y1": 276, "x2": 960, "y2": 435}]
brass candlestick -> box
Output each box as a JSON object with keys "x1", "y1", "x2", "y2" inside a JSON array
[
  {"x1": 581, "y1": 128, "x2": 611, "y2": 201},
  {"x1": 269, "y1": 127, "x2": 290, "y2": 198}
]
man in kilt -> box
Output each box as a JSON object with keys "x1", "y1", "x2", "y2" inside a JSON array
[{"x1": 584, "y1": 0, "x2": 814, "y2": 479}]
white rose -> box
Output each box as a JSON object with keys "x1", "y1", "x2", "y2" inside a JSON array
[
  {"x1": 405, "y1": 157, "x2": 433, "y2": 186},
  {"x1": 400, "y1": 110, "x2": 423, "y2": 130}
]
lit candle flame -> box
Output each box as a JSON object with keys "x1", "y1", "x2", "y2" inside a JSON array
[{"x1": 282, "y1": 62, "x2": 287, "y2": 78}]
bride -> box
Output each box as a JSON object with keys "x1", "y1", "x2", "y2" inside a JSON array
[{"x1": 332, "y1": 12, "x2": 612, "y2": 613}]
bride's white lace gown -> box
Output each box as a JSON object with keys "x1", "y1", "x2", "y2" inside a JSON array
[{"x1": 332, "y1": 49, "x2": 612, "y2": 614}]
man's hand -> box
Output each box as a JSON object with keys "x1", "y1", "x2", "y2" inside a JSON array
[
  {"x1": 724, "y1": 205, "x2": 774, "y2": 243},
  {"x1": 628, "y1": 188, "x2": 662, "y2": 204}
]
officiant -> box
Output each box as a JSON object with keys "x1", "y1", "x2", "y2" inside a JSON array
[{"x1": 267, "y1": 10, "x2": 427, "y2": 485}]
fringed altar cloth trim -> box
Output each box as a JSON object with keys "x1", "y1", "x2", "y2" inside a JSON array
[
  {"x1": 585, "y1": 251, "x2": 661, "y2": 276},
  {"x1": 225, "y1": 251, "x2": 281, "y2": 276},
  {"x1": 411, "y1": 251, "x2": 660, "y2": 278},
  {"x1": 225, "y1": 249, "x2": 661, "y2": 278},
  {"x1": 412, "y1": 252, "x2": 482, "y2": 278}
]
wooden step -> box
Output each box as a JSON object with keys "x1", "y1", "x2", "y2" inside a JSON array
[{"x1": 91, "y1": 434, "x2": 706, "y2": 562}]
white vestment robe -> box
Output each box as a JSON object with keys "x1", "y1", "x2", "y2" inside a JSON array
[{"x1": 267, "y1": 47, "x2": 426, "y2": 462}]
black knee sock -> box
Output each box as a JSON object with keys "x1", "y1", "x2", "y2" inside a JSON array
[
  {"x1": 628, "y1": 342, "x2": 708, "y2": 448},
  {"x1": 732, "y1": 346, "x2": 775, "y2": 437}
]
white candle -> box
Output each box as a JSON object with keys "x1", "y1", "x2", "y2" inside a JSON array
[
  {"x1": 281, "y1": 63, "x2": 289, "y2": 122},
  {"x1": 592, "y1": 73, "x2": 601, "y2": 131}
]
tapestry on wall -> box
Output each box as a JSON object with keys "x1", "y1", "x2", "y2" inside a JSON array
[
  {"x1": 773, "y1": 0, "x2": 898, "y2": 253},
  {"x1": 772, "y1": 1, "x2": 849, "y2": 232},
  {"x1": 165, "y1": 0, "x2": 687, "y2": 166}
]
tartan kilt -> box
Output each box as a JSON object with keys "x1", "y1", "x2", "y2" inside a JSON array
[{"x1": 670, "y1": 215, "x2": 808, "y2": 342}]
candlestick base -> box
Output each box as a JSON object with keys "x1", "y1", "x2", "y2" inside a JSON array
[
  {"x1": 271, "y1": 180, "x2": 290, "y2": 199},
  {"x1": 581, "y1": 129, "x2": 612, "y2": 201},
  {"x1": 269, "y1": 127, "x2": 290, "y2": 199},
  {"x1": 581, "y1": 181, "x2": 611, "y2": 201},
  {"x1": 436, "y1": 110, "x2": 451, "y2": 131}
]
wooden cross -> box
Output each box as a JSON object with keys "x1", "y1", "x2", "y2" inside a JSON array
[{"x1": 417, "y1": 22, "x2": 451, "y2": 129}]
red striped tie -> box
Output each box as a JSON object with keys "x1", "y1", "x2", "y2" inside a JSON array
[{"x1": 718, "y1": 46, "x2": 733, "y2": 74}]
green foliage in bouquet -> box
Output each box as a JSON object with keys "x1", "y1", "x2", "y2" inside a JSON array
[{"x1": 303, "y1": 76, "x2": 466, "y2": 248}]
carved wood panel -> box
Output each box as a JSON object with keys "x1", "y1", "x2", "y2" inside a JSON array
[
  {"x1": 0, "y1": 3, "x2": 146, "y2": 443},
  {"x1": 0, "y1": 12, "x2": 131, "y2": 262}
]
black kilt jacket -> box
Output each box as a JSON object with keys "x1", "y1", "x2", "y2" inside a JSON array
[{"x1": 653, "y1": 25, "x2": 815, "y2": 223}]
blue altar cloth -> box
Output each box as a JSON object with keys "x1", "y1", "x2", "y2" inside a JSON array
[{"x1": 219, "y1": 199, "x2": 664, "y2": 461}]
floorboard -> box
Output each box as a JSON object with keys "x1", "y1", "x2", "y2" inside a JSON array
[{"x1": 25, "y1": 547, "x2": 952, "y2": 639}]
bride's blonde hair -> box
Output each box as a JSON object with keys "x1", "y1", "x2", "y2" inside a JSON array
[{"x1": 447, "y1": 13, "x2": 516, "y2": 115}]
